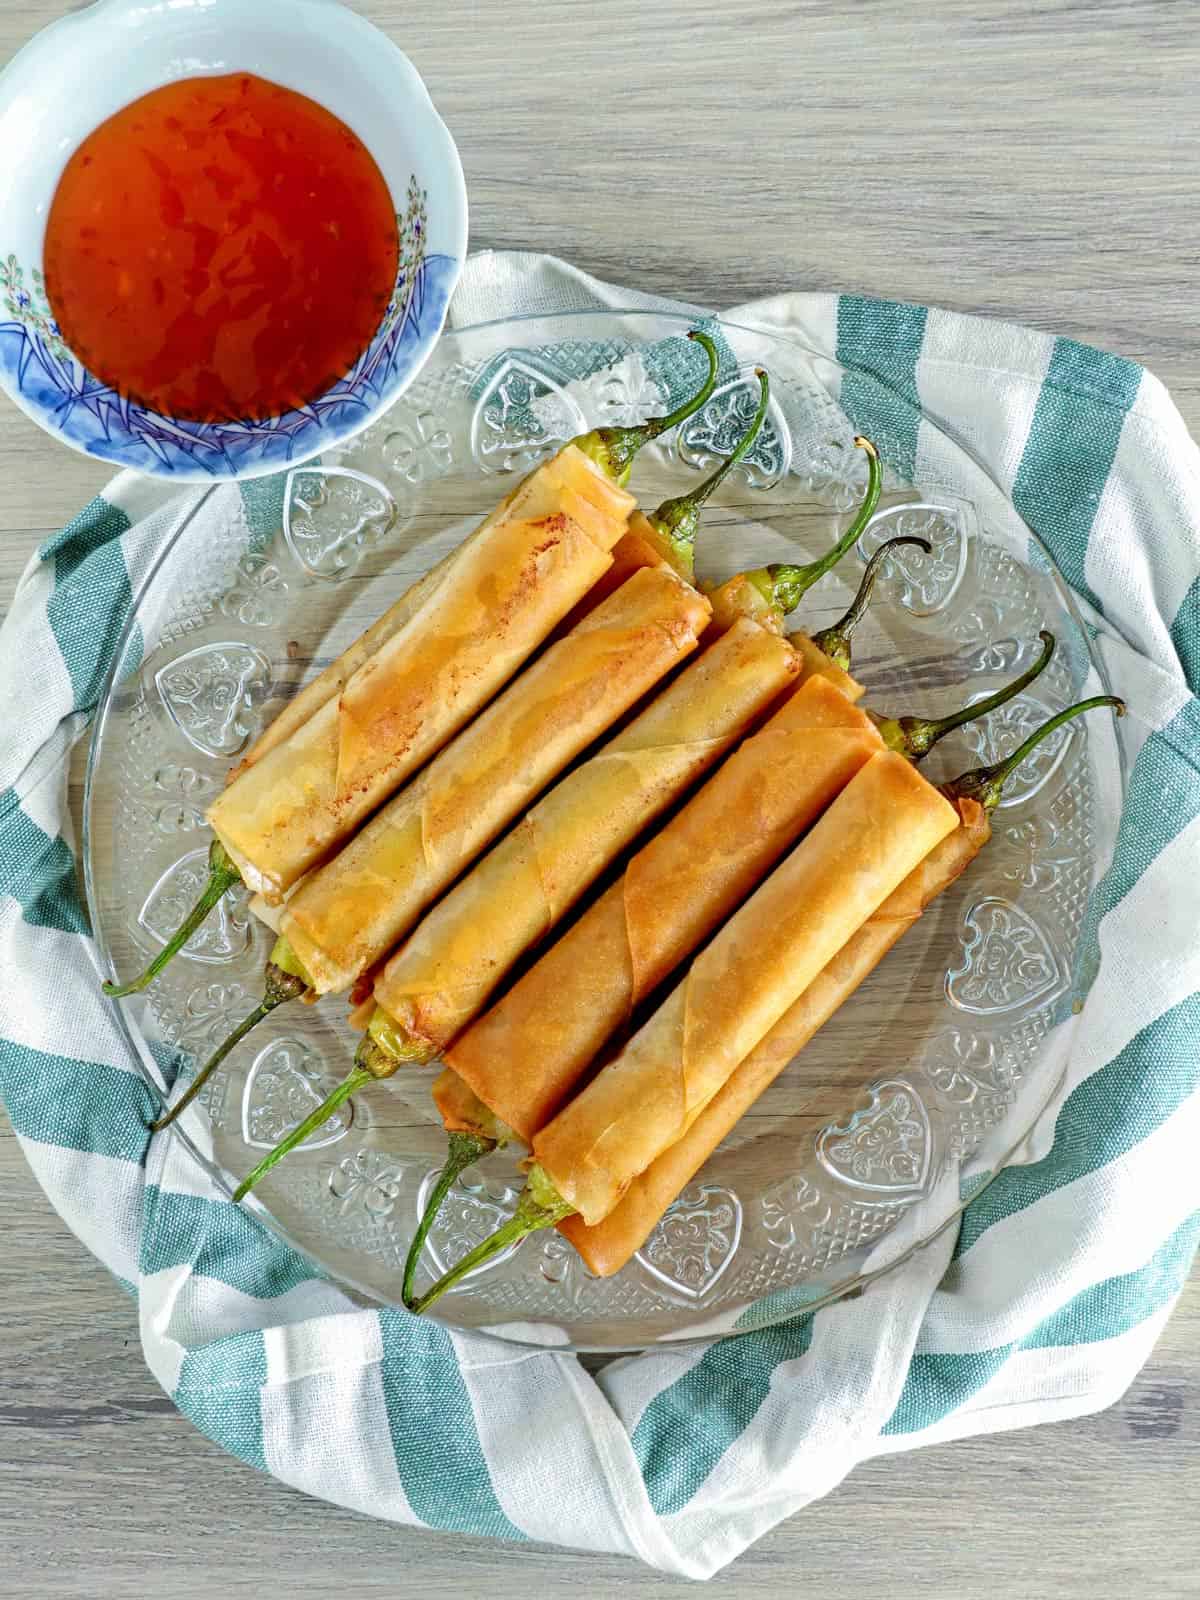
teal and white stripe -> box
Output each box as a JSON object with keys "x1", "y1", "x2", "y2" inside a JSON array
[{"x1": 0, "y1": 254, "x2": 1196, "y2": 1580}]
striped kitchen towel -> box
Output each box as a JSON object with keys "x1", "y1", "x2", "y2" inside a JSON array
[{"x1": 0, "y1": 253, "x2": 1196, "y2": 1579}]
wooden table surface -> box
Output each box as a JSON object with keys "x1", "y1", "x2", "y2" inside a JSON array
[{"x1": 1, "y1": 2, "x2": 1195, "y2": 1593}]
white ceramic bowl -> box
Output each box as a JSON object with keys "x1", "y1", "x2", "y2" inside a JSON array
[{"x1": 0, "y1": 0, "x2": 467, "y2": 480}]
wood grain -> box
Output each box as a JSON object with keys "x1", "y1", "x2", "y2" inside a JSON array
[{"x1": 0, "y1": 1, "x2": 1196, "y2": 1594}]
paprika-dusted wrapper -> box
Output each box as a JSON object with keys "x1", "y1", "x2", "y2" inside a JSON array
[
  {"x1": 207, "y1": 446, "x2": 635, "y2": 899},
  {"x1": 561, "y1": 798, "x2": 990, "y2": 1272},
  {"x1": 279, "y1": 565, "x2": 710, "y2": 994},
  {"x1": 236, "y1": 504, "x2": 665, "y2": 780},
  {"x1": 533, "y1": 751, "x2": 961, "y2": 1226},
  {"x1": 443, "y1": 675, "x2": 884, "y2": 1139},
  {"x1": 370, "y1": 617, "x2": 799, "y2": 1057}
]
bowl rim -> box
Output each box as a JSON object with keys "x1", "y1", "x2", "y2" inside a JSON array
[
  {"x1": 0, "y1": 0, "x2": 468, "y2": 481},
  {"x1": 83, "y1": 306, "x2": 1128, "y2": 1352}
]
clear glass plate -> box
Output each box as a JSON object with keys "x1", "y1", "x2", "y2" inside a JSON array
[{"x1": 85, "y1": 309, "x2": 1125, "y2": 1350}]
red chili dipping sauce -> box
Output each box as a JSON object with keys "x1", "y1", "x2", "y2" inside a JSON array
[{"x1": 43, "y1": 73, "x2": 399, "y2": 422}]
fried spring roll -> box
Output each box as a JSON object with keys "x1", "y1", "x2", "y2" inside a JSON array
[
  {"x1": 441, "y1": 675, "x2": 884, "y2": 1139},
  {"x1": 532, "y1": 751, "x2": 960, "y2": 1226},
  {"x1": 549, "y1": 526, "x2": 673, "y2": 639},
  {"x1": 704, "y1": 567, "x2": 866, "y2": 702},
  {"x1": 561, "y1": 798, "x2": 990, "y2": 1272},
  {"x1": 206, "y1": 447, "x2": 635, "y2": 899},
  {"x1": 278, "y1": 565, "x2": 710, "y2": 994},
  {"x1": 369, "y1": 617, "x2": 799, "y2": 1059},
  {"x1": 230, "y1": 552, "x2": 456, "y2": 781}
]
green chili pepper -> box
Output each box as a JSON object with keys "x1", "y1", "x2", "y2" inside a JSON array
[
  {"x1": 712, "y1": 436, "x2": 883, "y2": 633},
  {"x1": 149, "y1": 938, "x2": 311, "y2": 1133},
  {"x1": 941, "y1": 694, "x2": 1125, "y2": 813},
  {"x1": 101, "y1": 840, "x2": 242, "y2": 999},
  {"x1": 406, "y1": 692, "x2": 1126, "y2": 1314},
  {"x1": 402, "y1": 1130, "x2": 501, "y2": 1307},
  {"x1": 230, "y1": 1029, "x2": 403, "y2": 1202},
  {"x1": 234, "y1": 630, "x2": 1061, "y2": 1202},
  {"x1": 573, "y1": 330, "x2": 720, "y2": 485},
  {"x1": 872, "y1": 630, "x2": 1057, "y2": 761},
  {"x1": 641, "y1": 369, "x2": 769, "y2": 581},
  {"x1": 809, "y1": 535, "x2": 933, "y2": 670},
  {"x1": 409, "y1": 1169, "x2": 574, "y2": 1315},
  {"x1": 232, "y1": 1063, "x2": 373, "y2": 1205},
  {"x1": 762, "y1": 437, "x2": 883, "y2": 616}
]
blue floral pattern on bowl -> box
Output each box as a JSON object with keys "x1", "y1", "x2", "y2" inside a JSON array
[{"x1": 0, "y1": 178, "x2": 458, "y2": 481}]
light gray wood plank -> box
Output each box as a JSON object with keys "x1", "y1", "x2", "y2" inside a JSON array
[{"x1": 0, "y1": 1, "x2": 1195, "y2": 1593}]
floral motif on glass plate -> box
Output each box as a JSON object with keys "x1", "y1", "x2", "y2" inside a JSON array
[
  {"x1": 946, "y1": 897, "x2": 1067, "y2": 1016},
  {"x1": 154, "y1": 642, "x2": 271, "y2": 758},
  {"x1": 470, "y1": 357, "x2": 587, "y2": 475},
  {"x1": 635, "y1": 1184, "x2": 743, "y2": 1300},
  {"x1": 416, "y1": 1169, "x2": 522, "y2": 1285},
  {"x1": 856, "y1": 501, "x2": 969, "y2": 616},
  {"x1": 816, "y1": 1079, "x2": 932, "y2": 1197},
  {"x1": 242, "y1": 1038, "x2": 356, "y2": 1152},
  {"x1": 676, "y1": 367, "x2": 791, "y2": 489},
  {"x1": 326, "y1": 1148, "x2": 412, "y2": 1218},
  {"x1": 137, "y1": 849, "x2": 251, "y2": 965},
  {"x1": 283, "y1": 466, "x2": 399, "y2": 580}
]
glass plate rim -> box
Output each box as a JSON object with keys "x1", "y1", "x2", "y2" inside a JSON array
[{"x1": 82, "y1": 306, "x2": 1128, "y2": 1352}]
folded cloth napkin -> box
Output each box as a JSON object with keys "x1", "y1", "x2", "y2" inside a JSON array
[{"x1": 1, "y1": 252, "x2": 1197, "y2": 1580}]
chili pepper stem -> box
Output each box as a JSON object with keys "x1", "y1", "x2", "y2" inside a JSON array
[
  {"x1": 876, "y1": 630, "x2": 1057, "y2": 762},
  {"x1": 767, "y1": 436, "x2": 882, "y2": 614},
  {"x1": 810, "y1": 535, "x2": 932, "y2": 671},
  {"x1": 942, "y1": 695, "x2": 1126, "y2": 813},
  {"x1": 103, "y1": 840, "x2": 241, "y2": 998},
  {"x1": 575, "y1": 330, "x2": 720, "y2": 485},
  {"x1": 233, "y1": 1066, "x2": 372, "y2": 1204},
  {"x1": 150, "y1": 960, "x2": 308, "y2": 1133},
  {"x1": 402, "y1": 1131, "x2": 498, "y2": 1309},
  {"x1": 410, "y1": 1180, "x2": 574, "y2": 1316},
  {"x1": 645, "y1": 370, "x2": 769, "y2": 580}
]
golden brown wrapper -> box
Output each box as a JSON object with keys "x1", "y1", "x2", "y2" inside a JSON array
[
  {"x1": 561, "y1": 799, "x2": 990, "y2": 1271},
  {"x1": 444, "y1": 675, "x2": 883, "y2": 1140},
  {"x1": 550, "y1": 525, "x2": 673, "y2": 639},
  {"x1": 432, "y1": 1066, "x2": 504, "y2": 1138},
  {"x1": 278, "y1": 566, "x2": 710, "y2": 994},
  {"x1": 229, "y1": 557, "x2": 452, "y2": 783},
  {"x1": 703, "y1": 570, "x2": 864, "y2": 700},
  {"x1": 370, "y1": 616, "x2": 798, "y2": 1056},
  {"x1": 234, "y1": 482, "x2": 655, "y2": 782},
  {"x1": 207, "y1": 447, "x2": 634, "y2": 899},
  {"x1": 704, "y1": 572, "x2": 783, "y2": 638},
  {"x1": 788, "y1": 631, "x2": 865, "y2": 704},
  {"x1": 533, "y1": 751, "x2": 961, "y2": 1226}
]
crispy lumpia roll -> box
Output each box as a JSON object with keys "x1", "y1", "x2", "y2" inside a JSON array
[
  {"x1": 442, "y1": 675, "x2": 884, "y2": 1139},
  {"x1": 207, "y1": 446, "x2": 635, "y2": 900},
  {"x1": 532, "y1": 751, "x2": 960, "y2": 1226},
  {"x1": 278, "y1": 566, "x2": 710, "y2": 994},
  {"x1": 561, "y1": 798, "x2": 990, "y2": 1271},
  {"x1": 549, "y1": 526, "x2": 673, "y2": 639},
  {"x1": 230, "y1": 553, "x2": 455, "y2": 781},
  {"x1": 235, "y1": 479, "x2": 677, "y2": 780},
  {"x1": 704, "y1": 567, "x2": 865, "y2": 702},
  {"x1": 369, "y1": 617, "x2": 799, "y2": 1058}
]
